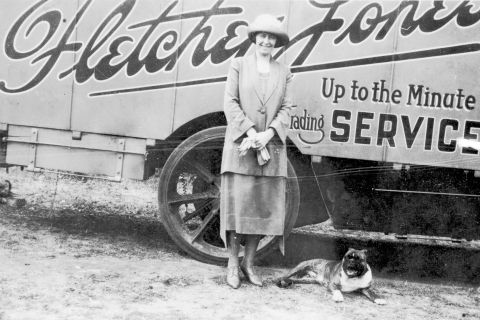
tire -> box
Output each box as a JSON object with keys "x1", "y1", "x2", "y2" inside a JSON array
[{"x1": 158, "y1": 126, "x2": 300, "y2": 265}]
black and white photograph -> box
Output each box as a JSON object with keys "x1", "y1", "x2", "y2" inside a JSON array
[{"x1": 0, "y1": 0, "x2": 479, "y2": 319}]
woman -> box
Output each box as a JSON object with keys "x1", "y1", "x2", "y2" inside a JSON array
[{"x1": 220, "y1": 14, "x2": 294, "y2": 289}]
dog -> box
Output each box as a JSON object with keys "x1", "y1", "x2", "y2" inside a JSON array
[{"x1": 276, "y1": 248, "x2": 386, "y2": 304}]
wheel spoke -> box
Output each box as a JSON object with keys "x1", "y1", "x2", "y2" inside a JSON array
[
  {"x1": 190, "y1": 208, "x2": 219, "y2": 244},
  {"x1": 169, "y1": 189, "x2": 218, "y2": 205},
  {"x1": 182, "y1": 199, "x2": 215, "y2": 222},
  {"x1": 181, "y1": 158, "x2": 219, "y2": 187}
]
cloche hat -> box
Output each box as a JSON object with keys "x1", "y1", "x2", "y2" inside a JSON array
[{"x1": 247, "y1": 14, "x2": 289, "y2": 48}]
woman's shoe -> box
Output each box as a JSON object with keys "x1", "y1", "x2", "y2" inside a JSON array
[
  {"x1": 240, "y1": 263, "x2": 263, "y2": 287},
  {"x1": 226, "y1": 266, "x2": 241, "y2": 289}
]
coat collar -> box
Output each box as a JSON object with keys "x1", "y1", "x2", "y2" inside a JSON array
[{"x1": 246, "y1": 54, "x2": 280, "y2": 105}]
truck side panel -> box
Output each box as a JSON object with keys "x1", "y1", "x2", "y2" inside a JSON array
[
  {"x1": 5, "y1": 124, "x2": 147, "y2": 179},
  {"x1": 287, "y1": 1, "x2": 480, "y2": 171},
  {"x1": 386, "y1": 1, "x2": 480, "y2": 170},
  {"x1": 0, "y1": 0, "x2": 77, "y2": 130},
  {"x1": 287, "y1": 0, "x2": 398, "y2": 162},
  {"x1": 70, "y1": 0, "x2": 177, "y2": 140},
  {"x1": 2, "y1": 0, "x2": 480, "y2": 178}
]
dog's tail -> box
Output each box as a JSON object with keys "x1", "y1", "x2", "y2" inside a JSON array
[{"x1": 275, "y1": 277, "x2": 293, "y2": 288}]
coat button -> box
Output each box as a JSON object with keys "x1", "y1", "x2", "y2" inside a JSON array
[{"x1": 259, "y1": 108, "x2": 266, "y2": 114}]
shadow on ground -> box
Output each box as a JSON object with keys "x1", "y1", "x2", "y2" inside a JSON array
[
  {"x1": 2, "y1": 205, "x2": 479, "y2": 285},
  {"x1": 0, "y1": 206, "x2": 183, "y2": 256},
  {"x1": 266, "y1": 233, "x2": 480, "y2": 285}
]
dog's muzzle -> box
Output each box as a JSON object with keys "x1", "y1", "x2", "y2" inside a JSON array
[{"x1": 343, "y1": 260, "x2": 367, "y2": 277}]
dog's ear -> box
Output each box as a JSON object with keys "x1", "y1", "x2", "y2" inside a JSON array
[{"x1": 361, "y1": 249, "x2": 368, "y2": 255}]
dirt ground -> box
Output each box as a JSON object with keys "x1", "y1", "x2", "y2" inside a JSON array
[{"x1": 0, "y1": 168, "x2": 479, "y2": 320}]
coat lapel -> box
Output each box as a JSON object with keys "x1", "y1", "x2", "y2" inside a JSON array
[
  {"x1": 247, "y1": 54, "x2": 280, "y2": 105},
  {"x1": 246, "y1": 55, "x2": 263, "y2": 104},
  {"x1": 263, "y1": 60, "x2": 280, "y2": 105}
]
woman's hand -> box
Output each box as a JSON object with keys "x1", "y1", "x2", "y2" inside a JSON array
[
  {"x1": 238, "y1": 138, "x2": 254, "y2": 156},
  {"x1": 254, "y1": 128, "x2": 275, "y2": 149},
  {"x1": 237, "y1": 128, "x2": 258, "y2": 156},
  {"x1": 246, "y1": 127, "x2": 257, "y2": 138}
]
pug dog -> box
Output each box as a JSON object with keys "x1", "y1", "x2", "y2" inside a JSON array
[{"x1": 276, "y1": 248, "x2": 386, "y2": 304}]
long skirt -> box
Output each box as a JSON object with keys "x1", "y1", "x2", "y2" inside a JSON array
[{"x1": 220, "y1": 172, "x2": 286, "y2": 254}]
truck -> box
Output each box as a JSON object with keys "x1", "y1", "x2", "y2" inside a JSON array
[{"x1": 1, "y1": 0, "x2": 479, "y2": 264}]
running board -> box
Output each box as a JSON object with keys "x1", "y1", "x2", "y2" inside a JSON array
[{"x1": 292, "y1": 220, "x2": 480, "y2": 250}]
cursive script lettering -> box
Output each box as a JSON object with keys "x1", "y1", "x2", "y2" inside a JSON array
[
  {"x1": 1, "y1": 0, "x2": 91, "y2": 93},
  {"x1": 1, "y1": 0, "x2": 480, "y2": 94}
]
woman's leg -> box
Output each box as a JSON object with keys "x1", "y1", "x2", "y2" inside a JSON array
[
  {"x1": 240, "y1": 235, "x2": 263, "y2": 286},
  {"x1": 227, "y1": 231, "x2": 241, "y2": 267},
  {"x1": 242, "y1": 235, "x2": 260, "y2": 267},
  {"x1": 226, "y1": 231, "x2": 241, "y2": 289}
]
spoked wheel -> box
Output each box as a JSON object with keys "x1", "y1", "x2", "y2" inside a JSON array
[{"x1": 158, "y1": 126, "x2": 300, "y2": 265}]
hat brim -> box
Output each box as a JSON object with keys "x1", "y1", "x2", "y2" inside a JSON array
[{"x1": 247, "y1": 28, "x2": 289, "y2": 48}]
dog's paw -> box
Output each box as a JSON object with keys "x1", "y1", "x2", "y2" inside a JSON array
[
  {"x1": 374, "y1": 298, "x2": 386, "y2": 305},
  {"x1": 332, "y1": 290, "x2": 344, "y2": 302},
  {"x1": 275, "y1": 278, "x2": 293, "y2": 288}
]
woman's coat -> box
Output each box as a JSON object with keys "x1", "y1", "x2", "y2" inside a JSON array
[{"x1": 221, "y1": 54, "x2": 295, "y2": 177}]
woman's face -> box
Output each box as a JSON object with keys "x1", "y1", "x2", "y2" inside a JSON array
[{"x1": 255, "y1": 32, "x2": 277, "y2": 56}]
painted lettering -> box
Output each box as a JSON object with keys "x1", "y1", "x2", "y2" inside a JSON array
[
  {"x1": 0, "y1": 0, "x2": 91, "y2": 93},
  {"x1": 1, "y1": 0, "x2": 479, "y2": 94},
  {"x1": 329, "y1": 112, "x2": 480, "y2": 155},
  {"x1": 376, "y1": 114, "x2": 397, "y2": 147},
  {"x1": 354, "y1": 112, "x2": 374, "y2": 145},
  {"x1": 462, "y1": 121, "x2": 480, "y2": 155},
  {"x1": 438, "y1": 119, "x2": 458, "y2": 152},
  {"x1": 401, "y1": 115, "x2": 423, "y2": 149},
  {"x1": 331, "y1": 109, "x2": 351, "y2": 143}
]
